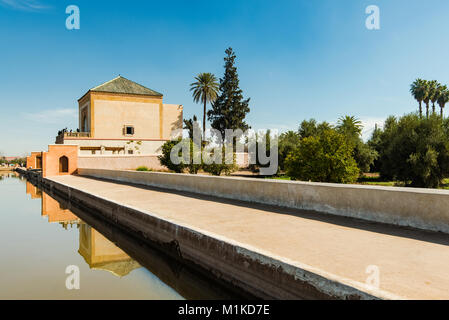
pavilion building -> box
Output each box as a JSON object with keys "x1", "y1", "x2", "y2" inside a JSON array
[{"x1": 55, "y1": 75, "x2": 183, "y2": 156}]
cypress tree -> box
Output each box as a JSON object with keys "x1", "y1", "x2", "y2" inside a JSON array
[{"x1": 208, "y1": 47, "x2": 251, "y2": 142}]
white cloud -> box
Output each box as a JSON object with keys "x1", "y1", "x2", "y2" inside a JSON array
[
  {"x1": 22, "y1": 108, "x2": 77, "y2": 124},
  {"x1": 0, "y1": 0, "x2": 49, "y2": 11}
]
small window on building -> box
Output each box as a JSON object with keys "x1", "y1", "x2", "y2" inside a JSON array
[
  {"x1": 128, "y1": 150, "x2": 134, "y2": 155},
  {"x1": 124, "y1": 126, "x2": 135, "y2": 136}
]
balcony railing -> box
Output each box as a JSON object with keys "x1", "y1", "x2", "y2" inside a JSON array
[
  {"x1": 64, "y1": 132, "x2": 91, "y2": 138},
  {"x1": 56, "y1": 131, "x2": 91, "y2": 144}
]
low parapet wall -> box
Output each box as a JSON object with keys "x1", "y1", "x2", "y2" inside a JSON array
[
  {"x1": 77, "y1": 168, "x2": 449, "y2": 234},
  {"x1": 78, "y1": 155, "x2": 165, "y2": 171},
  {"x1": 78, "y1": 153, "x2": 249, "y2": 171}
]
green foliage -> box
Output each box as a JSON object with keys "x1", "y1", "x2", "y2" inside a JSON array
[
  {"x1": 298, "y1": 119, "x2": 332, "y2": 139},
  {"x1": 376, "y1": 113, "x2": 449, "y2": 188},
  {"x1": 158, "y1": 140, "x2": 187, "y2": 173},
  {"x1": 367, "y1": 124, "x2": 383, "y2": 172},
  {"x1": 410, "y1": 79, "x2": 427, "y2": 118},
  {"x1": 136, "y1": 166, "x2": 150, "y2": 171},
  {"x1": 437, "y1": 85, "x2": 449, "y2": 117},
  {"x1": 202, "y1": 146, "x2": 238, "y2": 176},
  {"x1": 5, "y1": 157, "x2": 26, "y2": 165},
  {"x1": 248, "y1": 130, "x2": 275, "y2": 174},
  {"x1": 187, "y1": 140, "x2": 202, "y2": 174},
  {"x1": 285, "y1": 129, "x2": 359, "y2": 183},
  {"x1": 336, "y1": 115, "x2": 378, "y2": 173},
  {"x1": 207, "y1": 48, "x2": 250, "y2": 141},
  {"x1": 336, "y1": 116, "x2": 362, "y2": 143},
  {"x1": 158, "y1": 140, "x2": 236, "y2": 176},
  {"x1": 190, "y1": 73, "x2": 219, "y2": 140},
  {"x1": 183, "y1": 115, "x2": 199, "y2": 140},
  {"x1": 410, "y1": 79, "x2": 449, "y2": 118},
  {"x1": 278, "y1": 131, "x2": 301, "y2": 172}
]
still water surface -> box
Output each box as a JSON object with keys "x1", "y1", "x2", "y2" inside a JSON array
[{"x1": 0, "y1": 172, "x2": 239, "y2": 299}]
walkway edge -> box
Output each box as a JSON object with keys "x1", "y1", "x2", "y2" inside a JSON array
[
  {"x1": 42, "y1": 175, "x2": 404, "y2": 300},
  {"x1": 78, "y1": 168, "x2": 449, "y2": 234}
]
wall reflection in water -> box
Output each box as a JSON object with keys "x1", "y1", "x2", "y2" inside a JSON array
[
  {"x1": 21, "y1": 177, "x2": 249, "y2": 299},
  {"x1": 25, "y1": 180, "x2": 142, "y2": 278},
  {"x1": 79, "y1": 224, "x2": 141, "y2": 277}
]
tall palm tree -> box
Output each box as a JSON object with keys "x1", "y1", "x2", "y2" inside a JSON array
[
  {"x1": 410, "y1": 78, "x2": 426, "y2": 118},
  {"x1": 428, "y1": 80, "x2": 440, "y2": 114},
  {"x1": 190, "y1": 73, "x2": 219, "y2": 143},
  {"x1": 437, "y1": 85, "x2": 449, "y2": 118},
  {"x1": 421, "y1": 80, "x2": 432, "y2": 118}
]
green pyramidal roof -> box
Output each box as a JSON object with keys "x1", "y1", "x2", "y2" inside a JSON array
[{"x1": 88, "y1": 76, "x2": 163, "y2": 97}]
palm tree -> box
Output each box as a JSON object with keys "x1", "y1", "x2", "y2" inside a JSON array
[
  {"x1": 190, "y1": 73, "x2": 219, "y2": 143},
  {"x1": 428, "y1": 80, "x2": 440, "y2": 114},
  {"x1": 421, "y1": 80, "x2": 431, "y2": 118},
  {"x1": 410, "y1": 79, "x2": 428, "y2": 118},
  {"x1": 183, "y1": 115, "x2": 198, "y2": 139},
  {"x1": 437, "y1": 85, "x2": 449, "y2": 118},
  {"x1": 337, "y1": 116, "x2": 363, "y2": 144},
  {"x1": 337, "y1": 116, "x2": 363, "y2": 135}
]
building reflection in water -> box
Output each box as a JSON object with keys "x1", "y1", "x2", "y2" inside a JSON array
[
  {"x1": 18, "y1": 178, "x2": 250, "y2": 299},
  {"x1": 26, "y1": 181, "x2": 42, "y2": 199},
  {"x1": 78, "y1": 224, "x2": 141, "y2": 277},
  {"x1": 32, "y1": 182, "x2": 141, "y2": 278}
]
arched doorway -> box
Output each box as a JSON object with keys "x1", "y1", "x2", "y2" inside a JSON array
[{"x1": 59, "y1": 156, "x2": 69, "y2": 173}]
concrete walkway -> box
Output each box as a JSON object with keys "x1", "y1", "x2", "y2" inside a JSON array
[{"x1": 49, "y1": 175, "x2": 449, "y2": 299}]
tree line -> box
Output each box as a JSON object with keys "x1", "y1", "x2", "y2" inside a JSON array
[{"x1": 275, "y1": 78, "x2": 449, "y2": 188}]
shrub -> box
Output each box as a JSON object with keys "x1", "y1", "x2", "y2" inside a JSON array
[
  {"x1": 377, "y1": 113, "x2": 449, "y2": 188},
  {"x1": 158, "y1": 140, "x2": 187, "y2": 173},
  {"x1": 187, "y1": 140, "x2": 202, "y2": 174},
  {"x1": 136, "y1": 166, "x2": 150, "y2": 171},
  {"x1": 202, "y1": 146, "x2": 238, "y2": 176},
  {"x1": 285, "y1": 129, "x2": 359, "y2": 183}
]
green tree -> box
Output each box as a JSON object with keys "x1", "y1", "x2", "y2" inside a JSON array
[
  {"x1": 437, "y1": 85, "x2": 449, "y2": 118},
  {"x1": 410, "y1": 79, "x2": 427, "y2": 118},
  {"x1": 298, "y1": 119, "x2": 332, "y2": 139},
  {"x1": 202, "y1": 146, "x2": 238, "y2": 176},
  {"x1": 422, "y1": 80, "x2": 431, "y2": 118},
  {"x1": 285, "y1": 129, "x2": 359, "y2": 183},
  {"x1": 377, "y1": 113, "x2": 449, "y2": 187},
  {"x1": 207, "y1": 48, "x2": 250, "y2": 142},
  {"x1": 367, "y1": 123, "x2": 383, "y2": 172},
  {"x1": 190, "y1": 73, "x2": 219, "y2": 142},
  {"x1": 183, "y1": 115, "x2": 199, "y2": 139},
  {"x1": 337, "y1": 116, "x2": 377, "y2": 173},
  {"x1": 336, "y1": 116, "x2": 362, "y2": 143},
  {"x1": 187, "y1": 140, "x2": 202, "y2": 174},
  {"x1": 158, "y1": 140, "x2": 187, "y2": 173},
  {"x1": 428, "y1": 80, "x2": 440, "y2": 114},
  {"x1": 278, "y1": 131, "x2": 301, "y2": 172}
]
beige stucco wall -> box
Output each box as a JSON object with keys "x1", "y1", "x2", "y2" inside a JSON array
[
  {"x1": 162, "y1": 104, "x2": 183, "y2": 139},
  {"x1": 64, "y1": 139, "x2": 165, "y2": 155},
  {"x1": 93, "y1": 99, "x2": 161, "y2": 139},
  {"x1": 71, "y1": 92, "x2": 183, "y2": 153},
  {"x1": 77, "y1": 168, "x2": 449, "y2": 234},
  {"x1": 78, "y1": 155, "x2": 165, "y2": 170}
]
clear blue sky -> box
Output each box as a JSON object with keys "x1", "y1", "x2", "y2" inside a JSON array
[{"x1": 1, "y1": 0, "x2": 449, "y2": 156}]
